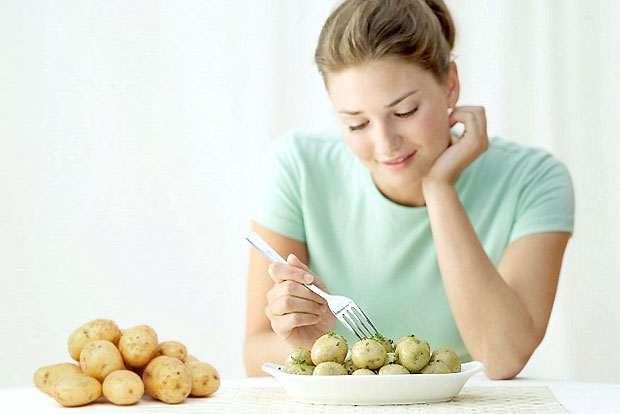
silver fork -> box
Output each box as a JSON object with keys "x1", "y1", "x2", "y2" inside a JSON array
[{"x1": 246, "y1": 232, "x2": 379, "y2": 340}]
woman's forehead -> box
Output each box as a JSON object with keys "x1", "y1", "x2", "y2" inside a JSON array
[{"x1": 327, "y1": 59, "x2": 434, "y2": 113}]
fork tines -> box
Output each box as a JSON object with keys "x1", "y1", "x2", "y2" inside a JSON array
[{"x1": 340, "y1": 305, "x2": 379, "y2": 340}]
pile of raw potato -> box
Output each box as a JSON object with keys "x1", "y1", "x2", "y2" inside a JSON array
[{"x1": 33, "y1": 319, "x2": 220, "y2": 407}]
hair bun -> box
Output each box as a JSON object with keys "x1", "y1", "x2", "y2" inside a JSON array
[
  {"x1": 315, "y1": 0, "x2": 456, "y2": 80},
  {"x1": 422, "y1": 0, "x2": 455, "y2": 49}
]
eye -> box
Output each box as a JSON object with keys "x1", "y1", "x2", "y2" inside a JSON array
[
  {"x1": 348, "y1": 121, "x2": 368, "y2": 132},
  {"x1": 395, "y1": 107, "x2": 418, "y2": 118}
]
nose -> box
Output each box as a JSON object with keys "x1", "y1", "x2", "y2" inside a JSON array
[{"x1": 374, "y1": 122, "x2": 402, "y2": 157}]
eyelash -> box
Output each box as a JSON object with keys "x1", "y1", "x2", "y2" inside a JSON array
[{"x1": 348, "y1": 107, "x2": 418, "y2": 132}]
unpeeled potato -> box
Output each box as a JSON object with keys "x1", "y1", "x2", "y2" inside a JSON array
[
  {"x1": 102, "y1": 370, "x2": 144, "y2": 405},
  {"x1": 51, "y1": 373, "x2": 102, "y2": 407},
  {"x1": 79, "y1": 340, "x2": 125, "y2": 382},
  {"x1": 186, "y1": 361, "x2": 220, "y2": 397},
  {"x1": 152, "y1": 341, "x2": 187, "y2": 363},
  {"x1": 33, "y1": 363, "x2": 82, "y2": 395},
  {"x1": 143, "y1": 356, "x2": 192, "y2": 404},
  {"x1": 67, "y1": 319, "x2": 121, "y2": 361},
  {"x1": 118, "y1": 325, "x2": 158, "y2": 368},
  {"x1": 184, "y1": 354, "x2": 199, "y2": 365}
]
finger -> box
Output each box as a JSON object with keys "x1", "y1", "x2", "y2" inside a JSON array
[
  {"x1": 449, "y1": 108, "x2": 489, "y2": 156},
  {"x1": 287, "y1": 254, "x2": 331, "y2": 293},
  {"x1": 269, "y1": 313, "x2": 322, "y2": 337},
  {"x1": 451, "y1": 106, "x2": 486, "y2": 135},
  {"x1": 449, "y1": 132, "x2": 460, "y2": 145},
  {"x1": 286, "y1": 254, "x2": 311, "y2": 273},
  {"x1": 475, "y1": 106, "x2": 487, "y2": 134},
  {"x1": 268, "y1": 294, "x2": 327, "y2": 317},
  {"x1": 268, "y1": 280, "x2": 328, "y2": 306},
  {"x1": 457, "y1": 106, "x2": 488, "y2": 148},
  {"x1": 268, "y1": 262, "x2": 314, "y2": 285},
  {"x1": 449, "y1": 108, "x2": 481, "y2": 139}
]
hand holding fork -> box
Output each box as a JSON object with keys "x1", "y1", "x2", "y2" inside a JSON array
[
  {"x1": 247, "y1": 232, "x2": 379, "y2": 343},
  {"x1": 254, "y1": 245, "x2": 336, "y2": 349}
]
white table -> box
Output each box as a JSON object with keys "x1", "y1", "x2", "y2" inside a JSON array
[{"x1": 3, "y1": 373, "x2": 619, "y2": 413}]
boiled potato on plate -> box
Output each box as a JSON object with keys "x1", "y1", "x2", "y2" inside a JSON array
[
  {"x1": 351, "y1": 338, "x2": 387, "y2": 370},
  {"x1": 310, "y1": 332, "x2": 348, "y2": 365},
  {"x1": 313, "y1": 361, "x2": 347, "y2": 376},
  {"x1": 430, "y1": 347, "x2": 461, "y2": 373},
  {"x1": 395, "y1": 335, "x2": 431, "y2": 373}
]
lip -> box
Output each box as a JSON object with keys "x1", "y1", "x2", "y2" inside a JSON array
[{"x1": 381, "y1": 151, "x2": 416, "y2": 170}]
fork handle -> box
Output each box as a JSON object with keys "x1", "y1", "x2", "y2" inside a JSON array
[{"x1": 246, "y1": 232, "x2": 331, "y2": 301}]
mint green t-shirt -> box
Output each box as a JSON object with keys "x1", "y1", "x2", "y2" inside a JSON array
[{"x1": 255, "y1": 129, "x2": 574, "y2": 362}]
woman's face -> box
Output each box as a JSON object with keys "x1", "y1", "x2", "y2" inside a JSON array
[{"x1": 326, "y1": 58, "x2": 459, "y2": 204}]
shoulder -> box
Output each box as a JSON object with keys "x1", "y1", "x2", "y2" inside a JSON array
[
  {"x1": 272, "y1": 128, "x2": 345, "y2": 156},
  {"x1": 478, "y1": 137, "x2": 572, "y2": 184},
  {"x1": 270, "y1": 128, "x2": 352, "y2": 171}
]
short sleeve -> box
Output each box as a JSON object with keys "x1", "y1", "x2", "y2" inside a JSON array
[
  {"x1": 509, "y1": 155, "x2": 575, "y2": 243},
  {"x1": 253, "y1": 134, "x2": 306, "y2": 242}
]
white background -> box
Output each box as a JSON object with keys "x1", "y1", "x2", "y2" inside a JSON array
[{"x1": 1, "y1": 0, "x2": 619, "y2": 387}]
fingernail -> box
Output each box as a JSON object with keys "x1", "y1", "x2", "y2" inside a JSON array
[
  {"x1": 447, "y1": 107, "x2": 454, "y2": 115},
  {"x1": 304, "y1": 273, "x2": 314, "y2": 284},
  {"x1": 321, "y1": 305, "x2": 327, "y2": 313}
]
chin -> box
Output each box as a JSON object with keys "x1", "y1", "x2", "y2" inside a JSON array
[{"x1": 377, "y1": 169, "x2": 423, "y2": 188}]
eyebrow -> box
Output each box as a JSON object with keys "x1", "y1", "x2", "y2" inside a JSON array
[{"x1": 337, "y1": 89, "x2": 420, "y2": 115}]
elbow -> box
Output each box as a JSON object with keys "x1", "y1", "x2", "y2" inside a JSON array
[
  {"x1": 243, "y1": 339, "x2": 256, "y2": 377},
  {"x1": 484, "y1": 359, "x2": 525, "y2": 380},
  {"x1": 482, "y1": 335, "x2": 541, "y2": 380},
  {"x1": 243, "y1": 335, "x2": 268, "y2": 378}
]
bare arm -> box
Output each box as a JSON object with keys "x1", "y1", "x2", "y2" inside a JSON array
[
  {"x1": 424, "y1": 183, "x2": 570, "y2": 379},
  {"x1": 421, "y1": 105, "x2": 571, "y2": 379},
  {"x1": 243, "y1": 222, "x2": 334, "y2": 377}
]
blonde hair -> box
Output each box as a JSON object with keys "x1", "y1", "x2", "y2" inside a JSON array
[{"x1": 315, "y1": 0, "x2": 455, "y2": 84}]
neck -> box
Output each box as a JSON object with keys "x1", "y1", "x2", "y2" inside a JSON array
[{"x1": 375, "y1": 178, "x2": 426, "y2": 207}]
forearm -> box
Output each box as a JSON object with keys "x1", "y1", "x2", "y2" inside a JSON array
[
  {"x1": 424, "y1": 184, "x2": 540, "y2": 379},
  {"x1": 244, "y1": 331, "x2": 294, "y2": 377}
]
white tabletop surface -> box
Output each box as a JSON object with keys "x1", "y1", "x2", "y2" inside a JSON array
[{"x1": 3, "y1": 372, "x2": 619, "y2": 413}]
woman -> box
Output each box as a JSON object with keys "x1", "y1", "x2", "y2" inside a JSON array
[{"x1": 244, "y1": 0, "x2": 573, "y2": 380}]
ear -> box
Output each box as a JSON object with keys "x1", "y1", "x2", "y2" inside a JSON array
[{"x1": 444, "y1": 61, "x2": 460, "y2": 108}]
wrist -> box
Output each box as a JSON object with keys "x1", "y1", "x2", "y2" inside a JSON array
[
  {"x1": 422, "y1": 181, "x2": 458, "y2": 206},
  {"x1": 422, "y1": 179, "x2": 456, "y2": 203}
]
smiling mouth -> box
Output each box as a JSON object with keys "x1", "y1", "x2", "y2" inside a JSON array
[{"x1": 382, "y1": 152, "x2": 416, "y2": 165}]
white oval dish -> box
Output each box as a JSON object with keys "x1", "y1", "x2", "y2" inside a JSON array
[{"x1": 262, "y1": 361, "x2": 484, "y2": 405}]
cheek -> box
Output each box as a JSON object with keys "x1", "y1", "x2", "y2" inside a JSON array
[
  {"x1": 414, "y1": 107, "x2": 450, "y2": 150},
  {"x1": 417, "y1": 106, "x2": 443, "y2": 131},
  {"x1": 343, "y1": 134, "x2": 374, "y2": 161}
]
